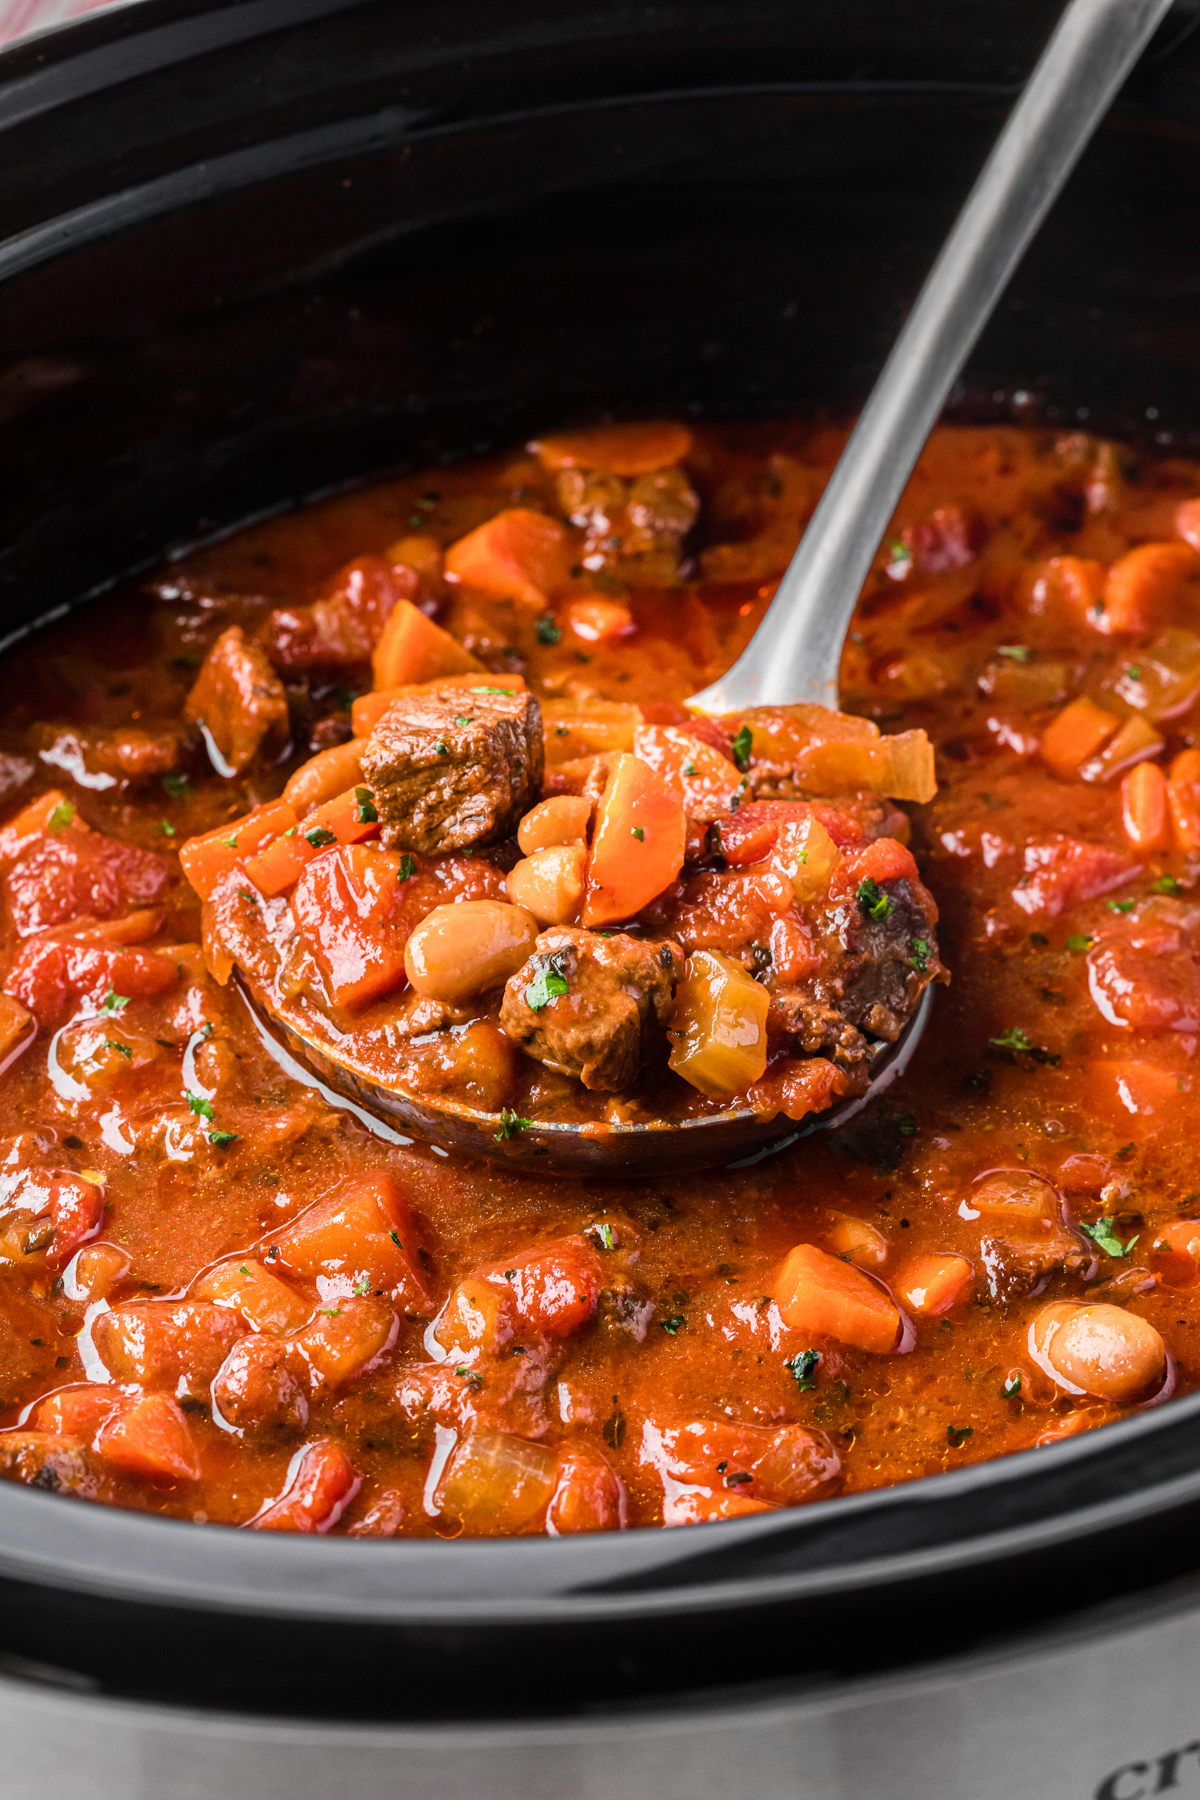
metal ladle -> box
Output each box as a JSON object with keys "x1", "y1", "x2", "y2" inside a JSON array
[{"x1": 246, "y1": 0, "x2": 1172, "y2": 1174}]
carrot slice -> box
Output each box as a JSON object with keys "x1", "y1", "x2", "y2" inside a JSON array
[
  {"x1": 370, "y1": 600, "x2": 483, "y2": 692},
  {"x1": 1121, "y1": 760, "x2": 1169, "y2": 849},
  {"x1": 531, "y1": 420, "x2": 692, "y2": 475},
  {"x1": 1040, "y1": 697, "x2": 1121, "y2": 778},
  {"x1": 178, "y1": 799, "x2": 297, "y2": 901},
  {"x1": 1168, "y1": 747, "x2": 1200, "y2": 851},
  {"x1": 444, "y1": 508, "x2": 572, "y2": 611},
  {"x1": 580, "y1": 752, "x2": 686, "y2": 926},
  {"x1": 242, "y1": 786, "x2": 380, "y2": 898},
  {"x1": 893, "y1": 1253, "x2": 973, "y2": 1317},
  {"x1": 774, "y1": 1243, "x2": 901, "y2": 1353},
  {"x1": 98, "y1": 1393, "x2": 201, "y2": 1482}
]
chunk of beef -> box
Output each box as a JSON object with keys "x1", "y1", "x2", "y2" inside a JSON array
[
  {"x1": 359, "y1": 687, "x2": 543, "y2": 854},
  {"x1": 768, "y1": 993, "x2": 874, "y2": 1077},
  {"x1": 261, "y1": 555, "x2": 417, "y2": 674},
  {"x1": 979, "y1": 1231, "x2": 1093, "y2": 1306},
  {"x1": 499, "y1": 925, "x2": 684, "y2": 1090},
  {"x1": 818, "y1": 876, "x2": 945, "y2": 1043},
  {"x1": 185, "y1": 625, "x2": 289, "y2": 775},
  {"x1": 30, "y1": 723, "x2": 186, "y2": 791}
]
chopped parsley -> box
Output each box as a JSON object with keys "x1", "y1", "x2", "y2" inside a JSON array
[
  {"x1": 1127, "y1": 665, "x2": 1141, "y2": 680},
  {"x1": 104, "y1": 1041, "x2": 132, "y2": 1059},
  {"x1": 661, "y1": 1314, "x2": 686, "y2": 1335},
  {"x1": 186, "y1": 1091, "x2": 214, "y2": 1121},
  {"x1": 631, "y1": 825, "x2": 645, "y2": 842},
  {"x1": 885, "y1": 538, "x2": 913, "y2": 577},
  {"x1": 318, "y1": 1308, "x2": 343, "y2": 1318},
  {"x1": 48, "y1": 800, "x2": 75, "y2": 830},
  {"x1": 1080, "y1": 1215, "x2": 1139, "y2": 1259},
  {"x1": 453, "y1": 715, "x2": 473, "y2": 727},
  {"x1": 535, "y1": 615, "x2": 562, "y2": 646},
  {"x1": 1003, "y1": 1373, "x2": 1022, "y2": 1399},
  {"x1": 785, "y1": 1349, "x2": 821, "y2": 1391},
  {"x1": 353, "y1": 1276, "x2": 371, "y2": 1296},
  {"x1": 684, "y1": 761, "x2": 697, "y2": 778},
  {"x1": 471, "y1": 686, "x2": 515, "y2": 696},
  {"x1": 910, "y1": 938, "x2": 930, "y2": 973},
  {"x1": 100, "y1": 989, "x2": 129, "y2": 1016},
  {"x1": 493, "y1": 1107, "x2": 533, "y2": 1141},
  {"x1": 997, "y1": 644, "x2": 1032, "y2": 662},
  {"x1": 304, "y1": 825, "x2": 337, "y2": 849},
  {"x1": 221, "y1": 833, "x2": 239, "y2": 850},
  {"x1": 857, "y1": 877, "x2": 891, "y2": 922},
  {"x1": 159, "y1": 819, "x2": 177, "y2": 837},
  {"x1": 730, "y1": 725, "x2": 753, "y2": 772},
  {"x1": 894, "y1": 1112, "x2": 918, "y2": 1138},
  {"x1": 990, "y1": 1027, "x2": 1033, "y2": 1052},
  {"x1": 587, "y1": 1222, "x2": 616, "y2": 1251},
  {"x1": 1153, "y1": 875, "x2": 1184, "y2": 896},
  {"x1": 1108, "y1": 898, "x2": 1134, "y2": 914},
  {"x1": 397, "y1": 853, "x2": 417, "y2": 883},
  {"x1": 209, "y1": 1129, "x2": 239, "y2": 1148},
  {"x1": 353, "y1": 786, "x2": 378, "y2": 824},
  {"x1": 162, "y1": 774, "x2": 191, "y2": 800},
  {"x1": 454, "y1": 1365, "x2": 483, "y2": 1387},
  {"x1": 434, "y1": 738, "x2": 450, "y2": 755},
  {"x1": 524, "y1": 954, "x2": 569, "y2": 1011},
  {"x1": 1065, "y1": 933, "x2": 1094, "y2": 953},
  {"x1": 946, "y1": 1425, "x2": 974, "y2": 1449}
]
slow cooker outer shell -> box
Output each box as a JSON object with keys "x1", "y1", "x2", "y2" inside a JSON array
[{"x1": 3, "y1": 0, "x2": 1200, "y2": 1730}]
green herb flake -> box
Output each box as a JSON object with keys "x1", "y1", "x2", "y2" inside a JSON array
[
  {"x1": 895, "y1": 1112, "x2": 918, "y2": 1138},
  {"x1": 284, "y1": 825, "x2": 297, "y2": 837},
  {"x1": 48, "y1": 800, "x2": 76, "y2": 830},
  {"x1": 1127, "y1": 665, "x2": 1142, "y2": 680},
  {"x1": 661, "y1": 1314, "x2": 686, "y2": 1336},
  {"x1": 159, "y1": 819, "x2": 177, "y2": 837},
  {"x1": 353, "y1": 1276, "x2": 371, "y2": 1297},
  {"x1": 434, "y1": 738, "x2": 450, "y2": 755},
  {"x1": 396, "y1": 853, "x2": 417, "y2": 883},
  {"x1": 389, "y1": 1230, "x2": 402, "y2": 1248},
  {"x1": 1029, "y1": 931, "x2": 1050, "y2": 946},
  {"x1": 209, "y1": 1129, "x2": 239, "y2": 1148},
  {"x1": 185, "y1": 1091, "x2": 214, "y2": 1121},
  {"x1": 305, "y1": 826, "x2": 337, "y2": 849},
  {"x1": 947, "y1": 1425, "x2": 974, "y2": 1449},
  {"x1": 318, "y1": 1308, "x2": 343, "y2": 1318},
  {"x1": 683, "y1": 761, "x2": 697, "y2": 778},
  {"x1": 631, "y1": 825, "x2": 645, "y2": 842},
  {"x1": 990, "y1": 1027, "x2": 1033, "y2": 1052},
  {"x1": 1153, "y1": 875, "x2": 1184, "y2": 896},
  {"x1": 857, "y1": 876, "x2": 891, "y2": 922},
  {"x1": 454, "y1": 1364, "x2": 483, "y2": 1387},
  {"x1": 221, "y1": 833, "x2": 239, "y2": 850},
  {"x1": 353, "y1": 786, "x2": 378, "y2": 824},
  {"x1": 1003, "y1": 1373, "x2": 1022, "y2": 1399},
  {"x1": 104, "y1": 1040, "x2": 132, "y2": 1060},
  {"x1": 453, "y1": 715, "x2": 474, "y2": 727},
  {"x1": 1065, "y1": 933, "x2": 1094, "y2": 953},
  {"x1": 1080, "y1": 1215, "x2": 1139, "y2": 1259},
  {"x1": 100, "y1": 989, "x2": 130, "y2": 1016},
  {"x1": 587, "y1": 1222, "x2": 616, "y2": 1251},
  {"x1": 524, "y1": 957, "x2": 569, "y2": 1011},
  {"x1": 1108, "y1": 898, "x2": 1134, "y2": 914},
  {"x1": 493, "y1": 1107, "x2": 533, "y2": 1142},
  {"x1": 162, "y1": 774, "x2": 191, "y2": 800},
  {"x1": 535, "y1": 615, "x2": 562, "y2": 646},
  {"x1": 730, "y1": 725, "x2": 753, "y2": 772},
  {"x1": 910, "y1": 938, "x2": 930, "y2": 973},
  {"x1": 470, "y1": 686, "x2": 515, "y2": 696},
  {"x1": 786, "y1": 1349, "x2": 821, "y2": 1392},
  {"x1": 997, "y1": 644, "x2": 1033, "y2": 662}
]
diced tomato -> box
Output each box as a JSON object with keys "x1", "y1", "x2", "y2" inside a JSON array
[
  {"x1": 97, "y1": 1393, "x2": 201, "y2": 1483},
  {"x1": 271, "y1": 1170, "x2": 430, "y2": 1309},
  {"x1": 45, "y1": 1175, "x2": 105, "y2": 1269},
  {"x1": 6, "y1": 829, "x2": 168, "y2": 935},
  {"x1": 581, "y1": 753, "x2": 686, "y2": 926},
  {"x1": 1010, "y1": 836, "x2": 1138, "y2": 918},
  {"x1": 1088, "y1": 1059, "x2": 1189, "y2": 1123},
  {"x1": 746, "y1": 1055, "x2": 856, "y2": 1122},
  {"x1": 828, "y1": 835, "x2": 921, "y2": 903},
  {"x1": 774, "y1": 1243, "x2": 901, "y2": 1353},
  {"x1": 0, "y1": 790, "x2": 88, "y2": 864},
  {"x1": 485, "y1": 1237, "x2": 602, "y2": 1340},
  {"x1": 546, "y1": 1447, "x2": 625, "y2": 1534},
  {"x1": 250, "y1": 1440, "x2": 359, "y2": 1532},
  {"x1": 1088, "y1": 927, "x2": 1200, "y2": 1031},
  {"x1": 703, "y1": 801, "x2": 864, "y2": 870},
  {"x1": 6, "y1": 935, "x2": 177, "y2": 1026},
  {"x1": 291, "y1": 843, "x2": 410, "y2": 1006},
  {"x1": 242, "y1": 787, "x2": 380, "y2": 900},
  {"x1": 638, "y1": 1417, "x2": 840, "y2": 1526},
  {"x1": 178, "y1": 799, "x2": 297, "y2": 901}
]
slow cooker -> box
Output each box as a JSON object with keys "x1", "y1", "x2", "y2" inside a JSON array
[{"x1": 4, "y1": 2, "x2": 1200, "y2": 1794}]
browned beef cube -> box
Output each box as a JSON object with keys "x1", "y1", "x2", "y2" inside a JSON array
[
  {"x1": 359, "y1": 687, "x2": 543, "y2": 854},
  {"x1": 499, "y1": 925, "x2": 684, "y2": 1091},
  {"x1": 979, "y1": 1231, "x2": 1093, "y2": 1306}
]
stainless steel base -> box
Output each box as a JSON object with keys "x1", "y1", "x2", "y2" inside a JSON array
[{"x1": 5, "y1": 1577, "x2": 1197, "y2": 1800}]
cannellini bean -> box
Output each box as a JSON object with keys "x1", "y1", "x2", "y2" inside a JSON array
[
  {"x1": 505, "y1": 845, "x2": 588, "y2": 925},
  {"x1": 283, "y1": 739, "x2": 365, "y2": 816},
  {"x1": 403, "y1": 900, "x2": 539, "y2": 1004},
  {"x1": 1031, "y1": 1301, "x2": 1165, "y2": 1399},
  {"x1": 517, "y1": 795, "x2": 591, "y2": 854}
]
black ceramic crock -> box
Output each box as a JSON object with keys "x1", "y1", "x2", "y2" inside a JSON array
[{"x1": 5, "y1": 4, "x2": 1200, "y2": 1794}]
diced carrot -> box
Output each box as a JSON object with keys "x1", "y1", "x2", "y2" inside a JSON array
[
  {"x1": 352, "y1": 673, "x2": 525, "y2": 739},
  {"x1": 494, "y1": 1237, "x2": 601, "y2": 1340},
  {"x1": 568, "y1": 598, "x2": 634, "y2": 643},
  {"x1": 1168, "y1": 747, "x2": 1200, "y2": 851},
  {"x1": 251, "y1": 1440, "x2": 359, "y2": 1533},
  {"x1": 1078, "y1": 713, "x2": 1164, "y2": 785},
  {"x1": 434, "y1": 1277, "x2": 516, "y2": 1357},
  {"x1": 632, "y1": 724, "x2": 741, "y2": 817},
  {"x1": 385, "y1": 533, "x2": 444, "y2": 583},
  {"x1": 443, "y1": 508, "x2": 572, "y2": 611},
  {"x1": 824, "y1": 1214, "x2": 888, "y2": 1270},
  {"x1": 1026, "y1": 554, "x2": 1106, "y2": 623},
  {"x1": 893, "y1": 1253, "x2": 973, "y2": 1317},
  {"x1": 543, "y1": 698, "x2": 643, "y2": 765},
  {"x1": 370, "y1": 599, "x2": 483, "y2": 692},
  {"x1": 98, "y1": 1392, "x2": 201, "y2": 1482},
  {"x1": 0, "y1": 788, "x2": 88, "y2": 863},
  {"x1": 774, "y1": 1243, "x2": 901, "y2": 1353},
  {"x1": 0, "y1": 991, "x2": 33, "y2": 1062},
  {"x1": 1152, "y1": 1217, "x2": 1200, "y2": 1288},
  {"x1": 1121, "y1": 760, "x2": 1169, "y2": 849},
  {"x1": 272, "y1": 1170, "x2": 429, "y2": 1308},
  {"x1": 242, "y1": 786, "x2": 380, "y2": 898},
  {"x1": 192, "y1": 1258, "x2": 311, "y2": 1335},
  {"x1": 294, "y1": 1296, "x2": 397, "y2": 1388},
  {"x1": 1087, "y1": 1059, "x2": 1188, "y2": 1124},
  {"x1": 1175, "y1": 497, "x2": 1200, "y2": 552},
  {"x1": 1100, "y1": 541, "x2": 1200, "y2": 635},
  {"x1": 580, "y1": 752, "x2": 686, "y2": 926},
  {"x1": 34, "y1": 1386, "x2": 117, "y2": 1440},
  {"x1": 1040, "y1": 697, "x2": 1121, "y2": 778},
  {"x1": 531, "y1": 420, "x2": 693, "y2": 476},
  {"x1": 178, "y1": 799, "x2": 297, "y2": 901}
]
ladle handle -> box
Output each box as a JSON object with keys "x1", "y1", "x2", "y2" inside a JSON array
[{"x1": 689, "y1": 0, "x2": 1175, "y2": 715}]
